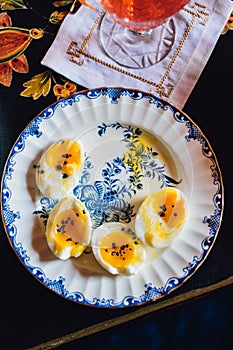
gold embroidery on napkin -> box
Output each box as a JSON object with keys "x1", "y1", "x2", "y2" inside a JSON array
[
  {"x1": 68, "y1": 10, "x2": 105, "y2": 66},
  {"x1": 187, "y1": 2, "x2": 209, "y2": 26},
  {"x1": 66, "y1": 3, "x2": 209, "y2": 99}
]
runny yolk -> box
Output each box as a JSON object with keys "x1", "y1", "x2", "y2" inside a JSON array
[
  {"x1": 100, "y1": 231, "x2": 136, "y2": 268},
  {"x1": 140, "y1": 188, "x2": 187, "y2": 239},
  {"x1": 151, "y1": 188, "x2": 185, "y2": 228},
  {"x1": 45, "y1": 140, "x2": 82, "y2": 177},
  {"x1": 50, "y1": 208, "x2": 88, "y2": 256}
]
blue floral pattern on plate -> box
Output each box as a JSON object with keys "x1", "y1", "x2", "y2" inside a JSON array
[{"x1": 73, "y1": 122, "x2": 181, "y2": 230}]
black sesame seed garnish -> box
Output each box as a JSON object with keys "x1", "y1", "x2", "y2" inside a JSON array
[
  {"x1": 57, "y1": 225, "x2": 65, "y2": 233},
  {"x1": 62, "y1": 153, "x2": 69, "y2": 159},
  {"x1": 160, "y1": 204, "x2": 167, "y2": 211}
]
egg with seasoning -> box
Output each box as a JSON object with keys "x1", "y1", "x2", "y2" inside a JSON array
[
  {"x1": 45, "y1": 196, "x2": 92, "y2": 260},
  {"x1": 36, "y1": 139, "x2": 84, "y2": 200},
  {"x1": 135, "y1": 188, "x2": 188, "y2": 248},
  {"x1": 91, "y1": 223, "x2": 146, "y2": 275}
]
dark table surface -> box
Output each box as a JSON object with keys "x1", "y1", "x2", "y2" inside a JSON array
[{"x1": 0, "y1": 1, "x2": 233, "y2": 349}]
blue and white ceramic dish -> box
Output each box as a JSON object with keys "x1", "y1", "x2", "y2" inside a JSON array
[{"x1": 1, "y1": 87, "x2": 223, "y2": 308}]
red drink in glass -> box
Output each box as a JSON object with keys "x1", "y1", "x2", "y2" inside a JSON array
[{"x1": 99, "y1": 0, "x2": 190, "y2": 30}]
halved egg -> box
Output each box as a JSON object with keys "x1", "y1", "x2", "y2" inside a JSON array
[
  {"x1": 45, "y1": 196, "x2": 92, "y2": 260},
  {"x1": 135, "y1": 187, "x2": 188, "y2": 248},
  {"x1": 36, "y1": 139, "x2": 84, "y2": 200},
  {"x1": 91, "y1": 222, "x2": 146, "y2": 275}
]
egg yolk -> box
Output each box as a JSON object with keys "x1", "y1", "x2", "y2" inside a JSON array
[
  {"x1": 100, "y1": 231, "x2": 137, "y2": 268},
  {"x1": 140, "y1": 188, "x2": 187, "y2": 243},
  {"x1": 45, "y1": 140, "x2": 82, "y2": 177},
  {"x1": 49, "y1": 208, "x2": 88, "y2": 256}
]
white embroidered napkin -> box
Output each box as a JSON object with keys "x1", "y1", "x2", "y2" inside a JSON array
[{"x1": 41, "y1": 0, "x2": 233, "y2": 109}]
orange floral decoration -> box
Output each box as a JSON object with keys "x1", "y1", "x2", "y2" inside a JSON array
[
  {"x1": 0, "y1": 12, "x2": 29, "y2": 87},
  {"x1": 222, "y1": 11, "x2": 233, "y2": 34},
  {"x1": 53, "y1": 81, "x2": 77, "y2": 100}
]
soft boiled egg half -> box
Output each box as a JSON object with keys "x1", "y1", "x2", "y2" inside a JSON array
[
  {"x1": 36, "y1": 139, "x2": 84, "y2": 200},
  {"x1": 45, "y1": 196, "x2": 92, "y2": 260},
  {"x1": 91, "y1": 222, "x2": 146, "y2": 276},
  {"x1": 135, "y1": 187, "x2": 188, "y2": 248}
]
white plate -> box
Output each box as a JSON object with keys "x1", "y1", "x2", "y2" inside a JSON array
[{"x1": 1, "y1": 87, "x2": 223, "y2": 308}]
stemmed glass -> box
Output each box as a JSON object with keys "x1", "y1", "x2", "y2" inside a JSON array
[{"x1": 97, "y1": 0, "x2": 190, "y2": 69}]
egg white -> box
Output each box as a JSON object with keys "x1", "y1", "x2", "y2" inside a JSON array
[
  {"x1": 36, "y1": 139, "x2": 84, "y2": 200},
  {"x1": 91, "y1": 222, "x2": 146, "y2": 276},
  {"x1": 45, "y1": 196, "x2": 92, "y2": 260},
  {"x1": 135, "y1": 187, "x2": 188, "y2": 248}
]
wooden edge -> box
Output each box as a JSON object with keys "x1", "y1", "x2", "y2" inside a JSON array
[{"x1": 27, "y1": 275, "x2": 233, "y2": 350}]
